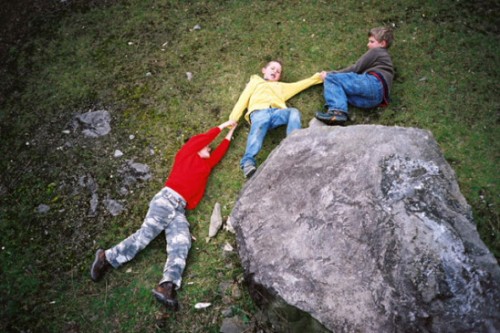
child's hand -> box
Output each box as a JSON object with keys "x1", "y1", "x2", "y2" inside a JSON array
[
  {"x1": 219, "y1": 120, "x2": 237, "y2": 130},
  {"x1": 320, "y1": 71, "x2": 329, "y2": 80},
  {"x1": 225, "y1": 123, "x2": 238, "y2": 140}
]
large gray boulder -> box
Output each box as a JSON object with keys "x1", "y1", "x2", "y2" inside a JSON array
[{"x1": 231, "y1": 125, "x2": 500, "y2": 333}]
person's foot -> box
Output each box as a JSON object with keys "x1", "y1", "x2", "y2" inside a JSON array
[
  {"x1": 315, "y1": 110, "x2": 348, "y2": 126},
  {"x1": 90, "y1": 249, "x2": 112, "y2": 282},
  {"x1": 242, "y1": 163, "x2": 256, "y2": 178},
  {"x1": 152, "y1": 282, "x2": 179, "y2": 311}
]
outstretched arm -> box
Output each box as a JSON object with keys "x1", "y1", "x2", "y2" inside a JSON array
[
  {"x1": 208, "y1": 121, "x2": 238, "y2": 167},
  {"x1": 282, "y1": 72, "x2": 324, "y2": 101}
]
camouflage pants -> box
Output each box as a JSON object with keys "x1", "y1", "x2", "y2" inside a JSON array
[{"x1": 105, "y1": 187, "x2": 191, "y2": 288}]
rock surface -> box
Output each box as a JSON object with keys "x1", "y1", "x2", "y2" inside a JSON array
[{"x1": 230, "y1": 125, "x2": 500, "y2": 333}]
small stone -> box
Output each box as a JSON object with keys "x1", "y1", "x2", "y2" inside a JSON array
[
  {"x1": 194, "y1": 302, "x2": 211, "y2": 309},
  {"x1": 221, "y1": 307, "x2": 233, "y2": 317},
  {"x1": 220, "y1": 316, "x2": 246, "y2": 333},
  {"x1": 209, "y1": 202, "x2": 223, "y2": 238},
  {"x1": 231, "y1": 284, "x2": 241, "y2": 299},
  {"x1": 223, "y1": 216, "x2": 235, "y2": 234},
  {"x1": 36, "y1": 204, "x2": 50, "y2": 214},
  {"x1": 218, "y1": 281, "x2": 232, "y2": 295},
  {"x1": 74, "y1": 110, "x2": 111, "y2": 138},
  {"x1": 87, "y1": 192, "x2": 99, "y2": 216},
  {"x1": 105, "y1": 198, "x2": 125, "y2": 217},
  {"x1": 223, "y1": 242, "x2": 233, "y2": 252}
]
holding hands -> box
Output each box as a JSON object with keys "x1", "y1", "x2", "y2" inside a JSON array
[{"x1": 219, "y1": 120, "x2": 238, "y2": 140}]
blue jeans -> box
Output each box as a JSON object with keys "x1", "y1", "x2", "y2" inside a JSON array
[
  {"x1": 323, "y1": 73, "x2": 383, "y2": 113},
  {"x1": 241, "y1": 107, "x2": 301, "y2": 167}
]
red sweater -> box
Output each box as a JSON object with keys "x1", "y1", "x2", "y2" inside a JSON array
[{"x1": 164, "y1": 127, "x2": 230, "y2": 210}]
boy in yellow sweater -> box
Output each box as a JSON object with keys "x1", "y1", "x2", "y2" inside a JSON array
[{"x1": 229, "y1": 60, "x2": 323, "y2": 178}]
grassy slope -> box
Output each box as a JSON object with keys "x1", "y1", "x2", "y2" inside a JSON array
[{"x1": 0, "y1": 0, "x2": 498, "y2": 331}]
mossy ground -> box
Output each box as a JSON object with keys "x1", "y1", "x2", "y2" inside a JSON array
[{"x1": 0, "y1": 0, "x2": 498, "y2": 332}]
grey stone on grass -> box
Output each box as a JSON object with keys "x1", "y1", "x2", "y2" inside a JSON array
[
  {"x1": 209, "y1": 202, "x2": 223, "y2": 238},
  {"x1": 119, "y1": 160, "x2": 152, "y2": 188},
  {"x1": 231, "y1": 125, "x2": 500, "y2": 333},
  {"x1": 74, "y1": 110, "x2": 111, "y2": 138},
  {"x1": 220, "y1": 316, "x2": 247, "y2": 333},
  {"x1": 36, "y1": 204, "x2": 50, "y2": 214},
  {"x1": 104, "y1": 198, "x2": 125, "y2": 216},
  {"x1": 88, "y1": 193, "x2": 99, "y2": 217}
]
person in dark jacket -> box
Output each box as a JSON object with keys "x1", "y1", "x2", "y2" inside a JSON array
[{"x1": 315, "y1": 27, "x2": 394, "y2": 125}]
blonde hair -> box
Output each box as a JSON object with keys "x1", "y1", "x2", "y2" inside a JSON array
[
  {"x1": 263, "y1": 59, "x2": 284, "y2": 77},
  {"x1": 369, "y1": 27, "x2": 394, "y2": 48}
]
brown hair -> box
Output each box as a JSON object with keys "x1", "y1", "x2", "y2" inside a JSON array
[
  {"x1": 264, "y1": 60, "x2": 283, "y2": 69},
  {"x1": 368, "y1": 27, "x2": 394, "y2": 48},
  {"x1": 263, "y1": 59, "x2": 284, "y2": 77}
]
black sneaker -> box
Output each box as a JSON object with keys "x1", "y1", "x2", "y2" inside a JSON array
[
  {"x1": 315, "y1": 110, "x2": 348, "y2": 126},
  {"x1": 152, "y1": 282, "x2": 179, "y2": 311},
  {"x1": 90, "y1": 249, "x2": 112, "y2": 282}
]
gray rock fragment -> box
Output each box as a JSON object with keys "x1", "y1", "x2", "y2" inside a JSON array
[
  {"x1": 104, "y1": 198, "x2": 125, "y2": 216},
  {"x1": 209, "y1": 202, "x2": 223, "y2": 238},
  {"x1": 74, "y1": 110, "x2": 111, "y2": 138},
  {"x1": 220, "y1": 316, "x2": 247, "y2": 333},
  {"x1": 36, "y1": 204, "x2": 50, "y2": 214}
]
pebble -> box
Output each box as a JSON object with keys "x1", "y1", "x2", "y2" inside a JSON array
[{"x1": 194, "y1": 302, "x2": 211, "y2": 309}]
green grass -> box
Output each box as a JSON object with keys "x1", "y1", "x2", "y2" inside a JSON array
[{"x1": 0, "y1": 0, "x2": 498, "y2": 331}]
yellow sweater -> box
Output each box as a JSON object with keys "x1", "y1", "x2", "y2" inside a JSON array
[{"x1": 229, "y1": 73, "x2": 323, "y2": 123}]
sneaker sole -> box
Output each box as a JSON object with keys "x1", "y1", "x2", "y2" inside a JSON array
[
  {"x1": 152, "y1": 289, "x2": 179, "y2": 311},
  {"x1": 90, "y1": 249, "x2": 104, "y2": 282},
  {"x1": 244, "y1": 168, "x2": 256, "y2": 178},
  {"x1": 242, "y1": 164, "x2": 256, "y2": 178},
  {"x1": 315, "y1": 115, "x2": 347, "y2": 126}
]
